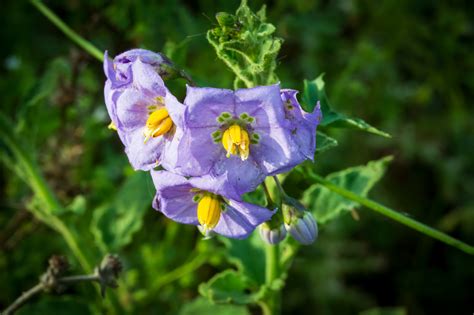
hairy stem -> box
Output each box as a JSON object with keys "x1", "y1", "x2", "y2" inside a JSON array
[{"x1": 308, "y1": 171, "x2": 474, "y2": 255}]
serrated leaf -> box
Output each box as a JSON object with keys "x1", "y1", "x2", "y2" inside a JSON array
[
  {"x1": 359, "y1": 307, "x2": 407, "y2": 315},
  {"x1": 179, "y1": 298, "x2": 250, "y2": 315},
  {"x1": 207, "y1": 1, "x2": 282, "y2": 87},
  {"x1": 303, "y1": 156, "x2": 393, "y2": 223},
  {"x1": 219, "y1": 232, "x2": 266, "y2": 285},
  {"x1": 303, "y1": 74, "x2": 390, "y2": 138},
  {"x1": 91, "y1": 171, "x2": 153, "y2": 251},
  {"x1": 316, "y1": 131, "x2": 338, "y2": 154},
  {"x1": 199, "y1": 269, "x2": 265, "y2": 305}
]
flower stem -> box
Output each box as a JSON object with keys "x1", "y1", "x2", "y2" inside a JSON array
[
  {"x1": 30, "y1": 0, "x2": 103, "y2": 62},
  {"x1": 264, "y1": 243, "x2": 281, "y2": 315},
  {"x1": 308, "y1": 171, "x2": 474, "y2": 255}
]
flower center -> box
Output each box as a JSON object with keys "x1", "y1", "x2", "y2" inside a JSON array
[
  {"x1": 221, "y1": 124, "x2": 250, "y2": 160},
  {"x1": 197, "y1": 193, "x2": 222, "y2": 230},
  {"x1": 144, "y1": 108, "x2": 173, "y2": 143}
]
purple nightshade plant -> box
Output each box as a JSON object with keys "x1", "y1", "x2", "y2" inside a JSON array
[
  {"x1": 103, "y1": 49, "x2": 183, "y2": 171},
  {"x1": 151, "y1": 170, "x2": 275, "y2": 239},
  {"x1": 164, "y1": 84, "x2": 321, "y2": 198}
]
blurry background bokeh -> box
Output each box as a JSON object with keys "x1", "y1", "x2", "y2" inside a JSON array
[{"x1": 1, "y1": 0, "x2": 473, "y2": 314}]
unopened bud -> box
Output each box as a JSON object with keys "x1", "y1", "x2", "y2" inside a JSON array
[
  {"x1": 259, "y1": 222, "x2": 287, "y2": 245},
  {"x1": 285, "y1": 211, "x2": 318, "y2": 245}
]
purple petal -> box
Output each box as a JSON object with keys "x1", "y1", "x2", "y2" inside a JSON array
[
  {"x1": 123, "y1": 129, "x2": 165, "y2": 171},
  {"x1": 151, "y1": 171, "x2": 198, "y2": 225},
  {"x1": 251, "y1": 126, "x2": 304, "y2": 175},
  {"x1": 175, "y1": 125, "x2": 223, "y2": 176},
  {"x1": 183, "y1": 86, "x2": 234, "y2": 128},
  {"x1": 210, "y1": 155, "x2": 266, "y2": 197},
  {"x1": 213, "y1": 200, "x2": 275, "y2": 239},
  {"x1": 235, "y1": 84, "x2": 289, "y2": 128},
  {"x1": 130, "y1": 59, "x2": 167, "y2": 96},
  {"x1": 115, "y1": 89, "x2": 150, "y2": 132}
]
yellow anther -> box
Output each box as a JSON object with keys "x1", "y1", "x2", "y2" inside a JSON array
[
  {"x1": 197, "y1": 193, "x2": 222, "y2": 230},
  {"x1": 108, "y1": 121, "x2": 117, "y2": 131},
  {"x1": 221, "y1": 124, "x2": 250, "y2": 160},
  {"x1": 144, "y1": 108, "x2": 173, "y2": 142}
]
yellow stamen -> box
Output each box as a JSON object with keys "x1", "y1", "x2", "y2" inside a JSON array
[
  {"x1": 221, "y1": 124, "x2": 250, "y2": 160},
  {"x1": 197, "y1": 193, "x2": 222, "y2": 230},
  {"x1": 144, "y1": 108, "x2": 173, "y2": 142},
  {"x1": 108, "y1": 121, "x2": 117, "y2": 131}
]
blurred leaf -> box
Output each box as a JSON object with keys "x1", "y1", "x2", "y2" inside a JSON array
[
  {"x1": 63, "y1": 195, "x2": 87, "y2": 215},
  {"x1": 316, "y1": 131, "x2": 338, "y2": 154},
  {"x1": 179, "y1": 297, "x2": 250, "y2": 315},
  {"x1": 303, "y1": 156, "x2": 393, "y2": 223},
  {"x1": 207, "y1": 1, "x2": 282, "y2": 88},
  {"x1": 199, "y1": 269, "x2": 265, "y2": 304},
  {"x1": 219, "y1": 232, "x2": 266, "y2": 285},
  {"x1": 303, "y1": 74, "x2": 390, "y2": 138},
  {"x1": 359, "y1": 307, "x2": 407, "y2": 315},
  {"x1": 91, "y1": 171, "x2": 153, "y2": 252}
]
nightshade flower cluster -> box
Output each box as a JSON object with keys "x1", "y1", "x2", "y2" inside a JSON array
[{"x1": 104, "y1": 49, "x2": 321, "y2": 241}]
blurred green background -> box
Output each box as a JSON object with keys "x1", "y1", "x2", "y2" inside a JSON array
[{"x1": 1, "y1": 0, "x2": 473, "y2": 314}]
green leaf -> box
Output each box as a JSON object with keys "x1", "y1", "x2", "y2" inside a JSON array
[
  {"x1": 91, "y1": 171, "x2": 153, "y2": 252},
  {"x1": 316, "y1": 131, "x2": 338, "y2": 154},
  {"x1": 179, "y1": 297, "x2": 250, "y2": 315},
  {"x1": 303, "y1": 74, "x2": 390, "y2": 138},
  {"x1": 359, "y1": 307, "x2": 407, "y2": 315},
  {"x1": 219, "y1": 232, "x2": 266, "y2": 285},
  {"x1": 302, "y1": 156, "x2": 393, "y2": 223},
  {"x1": 207, "y1": 0, "x2": 282, "y2": 87},
  {"x1": 199, "y1": 269, "x2": 265, "y2": 304}
]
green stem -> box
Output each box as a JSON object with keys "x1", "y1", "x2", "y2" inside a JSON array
[
  {"x1": 264, "y1": 243, "x2": 281, "y2": 315},
  {"x1": 308, "y1": 171, "x2": 474, "y2": 255},
  {"x1": 260, "y1": 179, "x2": 282, "y2": 315},
  {"x1": 31, "y1": 0, "x2": 103, "y2": 62}
]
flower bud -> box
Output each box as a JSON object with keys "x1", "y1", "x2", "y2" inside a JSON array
[
  {"x1": 259, "y1": 222, "x2": 287, "y2": 245},
  {"x1": 282, "y1": 195, "x2": 318, "y2": 245},
  {"x1": 285, "y1": 211, "x2": 318, "y2": 245}
]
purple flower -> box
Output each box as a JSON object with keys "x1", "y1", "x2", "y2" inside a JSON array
[
  {"x1": 280, "y1": 89, "x2": 322, "y2": 164},
  {"x1": 151, "y1": 170, "x2": 275, "y2": 239},
  {"x1": 165, "y1": 84, "x2": 316, "y2": 197},
  {"x1": 103, "y1": 50, "x2": 183, "y2": 171}
]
